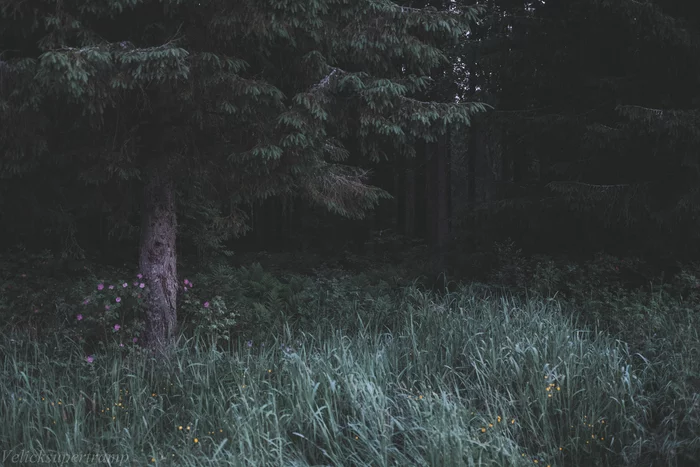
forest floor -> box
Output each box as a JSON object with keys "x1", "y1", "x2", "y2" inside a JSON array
[{"x1": 0, "y1": 251, "x2": 698, "y2": 466}]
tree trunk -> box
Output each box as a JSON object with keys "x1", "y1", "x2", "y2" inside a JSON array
[
  {"x1": 404, "y1": 165, "x2": 416, "y2": 237},
  {"x1": 414, "y1": 142, "x2": 427, "y2": 239},
  {"x1": 467, "y1": 118, "x2": 477, "y2": 209},
  {"x1": 447, "y1": 133, "x2": 453, "y2": 233},
  {"x1": 467, "y1": 51, "x2": 478, "y2": 210},
  {"x1": 428, "y1": 134, "x2": 450, "y2": 288},
  {"x1": 397, "y1": 158, "x2": 406, "y2": 234},
  {"x1": 139, "y1": 167, "x2": 178, "y2": 353}
]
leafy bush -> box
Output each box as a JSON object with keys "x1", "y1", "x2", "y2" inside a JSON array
[
  {"x1": 0, "y1": 250, "x2": 146, "y2": 354},
  {"x1": 490, "y1": 237, "x2": 529, "y2": 287},
  {"x1": 178, "y1": 262, "x2": 316, "y2": 344},
  {"x1": 180, "y1": 293, "x2": 238, "y2": 343},
  {"x1": 68, "y1": 276, "x2": 148, "y2": 355}
]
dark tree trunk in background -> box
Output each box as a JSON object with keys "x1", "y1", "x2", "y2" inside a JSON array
[
  {"x1": 447, "y1": 136, "x2": 452, "y2": 232},
  {"x1": 466, "y1": 52, "x2": 478, "y2": 210},
  {"x1": 467, "y1": 118, "x2": 477, "y2": 209},
  {"x1": 393, "y1": 166, "x2": 401, "y2": 231},
  {"x1": 374, "y1": 164, "x2": 395, "y2": 233},
  {"x1": 253, "y1": 199, "x2": 283, "y2": 250},
  {"x1": 428, "y1": 134, "x2": 450, "y2": 288},
  {"x1": 404, "y1": 161, "x2": 416, "y2": 237},
  {"x1": 139, "y1": 166, "x2": 178, "y2": 352},
  {"x1": 414, "y1": 142, "x2": 427, "y2": 239},
  {"x1": 397, "y1": 158, "x2": 406, "y2": 234},
  {"x1": 477, "y1": 122, "x2": 496, "y2": 204}
]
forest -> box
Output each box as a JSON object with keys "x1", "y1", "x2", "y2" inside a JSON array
[{"x1": 1, "y1": 0, "x2": 699, "y2": 466}]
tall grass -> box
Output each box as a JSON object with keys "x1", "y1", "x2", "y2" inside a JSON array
[{"x1": 3, "y1": 284, "x2": 687, "y2": 466}]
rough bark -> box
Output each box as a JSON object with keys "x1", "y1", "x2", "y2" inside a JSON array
[{"x1": 139, "y1": 167, "x2": 178, "y2": 353}]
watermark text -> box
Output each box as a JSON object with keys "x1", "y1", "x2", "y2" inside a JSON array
[{"x1": 2, "y1": 449, "x2": 129, "y2": 465}]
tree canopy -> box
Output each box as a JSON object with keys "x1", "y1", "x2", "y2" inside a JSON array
[{"x1": 0, "y1": 0, "x2": 486, "y2": 348}]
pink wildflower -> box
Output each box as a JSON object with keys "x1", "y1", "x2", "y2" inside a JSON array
[
  {"x1": 114, "y1": 324, "x2": 120, "y2": 331},
  {"x1": 139, "y1": 283, "x2": 145, "y2": 288},
  {"x1": 97, "y1": 283, "x2": 104, "y2": 291},
  {"x1": 86, "y1": 356, "x2": 94, "y2": 363},
  {"x1": 203, "y1": 301, "x2": 210, "y2": 308},
  {"x1": 76, "y1": 314, "x2": 83, "y2": 321},
  {"x1": 115, "y1": 297, "x2": 121, "y2": 303}
]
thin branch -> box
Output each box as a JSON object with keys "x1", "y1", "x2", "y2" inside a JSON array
[
  {"x1": 547, "y1": 181, "x2": 653, "y2": 190},
  {"x1": 310, "y1": 68, "x2": 339, "y2": 93}
]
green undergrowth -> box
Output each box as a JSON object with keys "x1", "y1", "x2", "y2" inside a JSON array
[
  {"x1": 0, "y1": 250, "x2": 699, "y2": 465},
  {"x1": 0, "y1": 283, "x2": 698, "y2": 466}
]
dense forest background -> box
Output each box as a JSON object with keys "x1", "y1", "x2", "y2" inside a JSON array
[
  {"x1": 3, "y1": 0, "x2": 699, "y2": 285},
  {"x1": 2, "y1": 1, "x2": 700, "y2": 466}
]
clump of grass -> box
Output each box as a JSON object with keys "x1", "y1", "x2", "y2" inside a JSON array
[{"x1": 3, "y1": 284, "x2": 679, "y2": 466}]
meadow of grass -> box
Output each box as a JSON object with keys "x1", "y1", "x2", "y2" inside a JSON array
[{"x1": 0, "y1": 253, "x2": 698, "y2": 466}]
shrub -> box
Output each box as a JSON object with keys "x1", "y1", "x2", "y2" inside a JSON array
[{"x1": 69, "y1": 276, "x2": 148, "y2": 354}]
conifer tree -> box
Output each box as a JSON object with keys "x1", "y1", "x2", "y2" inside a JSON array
[
  {"x1": 450, "y1": 0, "x2": 700, "y2": 255},
  {"x1": 0, "y1": 0, "x2": 485, "y2": 351}
]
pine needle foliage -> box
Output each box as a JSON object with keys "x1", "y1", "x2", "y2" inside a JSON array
[{"x1": 0, "y1": 0, "x2": 485, "y2": 252}]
